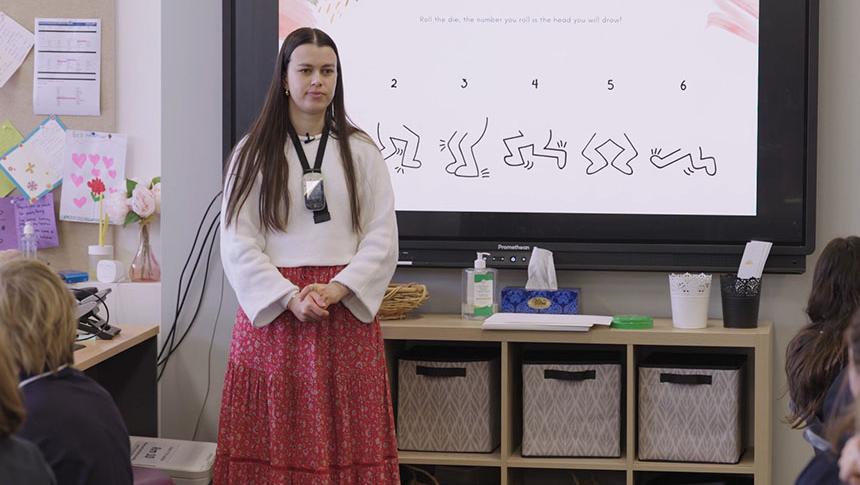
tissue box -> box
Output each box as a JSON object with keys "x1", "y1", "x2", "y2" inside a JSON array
[{"x1": 500, "y1": 288, "x2": 580, "y2": 314}]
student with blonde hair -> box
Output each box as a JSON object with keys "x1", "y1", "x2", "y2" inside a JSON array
[
  {"x1": 0, "y1": 328, "x2": 55, "y2": 484},
  {"x1": 0, "y1": 259, "x2": 133, "y2": 485}
]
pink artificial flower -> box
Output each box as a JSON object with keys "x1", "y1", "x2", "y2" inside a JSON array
[
  {"x1": 131, "y1": 185, "x2": 156, "y2": 219},
  {"x1": 151, "y1": 182, "x2": 161, "y2": 214},
  {"x1": 105, "y1": 190, "x2": 130, "y2": 224}
]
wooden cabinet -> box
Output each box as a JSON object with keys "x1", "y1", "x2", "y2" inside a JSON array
[{"x1": 382, "y1": 316, "x2": 772, "y2": 485}]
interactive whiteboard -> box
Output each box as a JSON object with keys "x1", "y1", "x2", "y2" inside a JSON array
[{"x1": 280, "y1": 0, "x2": 759, "y2": 216}]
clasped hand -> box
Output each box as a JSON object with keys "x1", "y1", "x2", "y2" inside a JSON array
[{"x1": 287, "y1": 281, "x2": 351, "y2": 323}]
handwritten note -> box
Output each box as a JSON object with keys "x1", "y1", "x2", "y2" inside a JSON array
[
  {"x1": 0, "y1": 194, "x2": 59, "y2": 250},
  {"x1": 0, "y1": 12, "x2": 33, "y2": 88},
  {"x1": 12, "y1": 194, "x2": 58, "y2": 248},
  {"x1": 0, "y1": 116, "x2": 66, "y2": 201},
  {"x1": 0, "y1": 197, "x2": 17, "y2": 250}
]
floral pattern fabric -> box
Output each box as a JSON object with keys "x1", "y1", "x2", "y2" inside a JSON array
[{"x1": 214, "y1": 266, "x2": 400, "y2": 485}]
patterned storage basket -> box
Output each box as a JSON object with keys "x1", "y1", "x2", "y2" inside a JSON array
[
  {"x1": 638, "y1": 353, "x2": 745, "y2": 463},
  {"x1": 397, "y1": 346, "x2": 501, "y2": 453},
  {"x1": 522, "y1": 350, "x2": 622, "y2": 457}
]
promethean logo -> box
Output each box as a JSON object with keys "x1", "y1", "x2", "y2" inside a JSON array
[{"x1": 497, "y1": 244, "x2": 530, "y2": 251}]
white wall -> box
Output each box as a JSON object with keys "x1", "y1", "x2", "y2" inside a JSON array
[
  {"x1": 154, "y1": 2, "x2": 860, "y2": 482},
  {"x1": 115, "y1": 0, "x2": 161, "y2": 265},
  {"x1": 159, "y1": 0, "x2": 232, "y2": 442}
]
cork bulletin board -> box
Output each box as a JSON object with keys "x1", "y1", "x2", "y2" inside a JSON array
[{"x1": 0, "y1": 0, "x2": 115, "y2": 270}]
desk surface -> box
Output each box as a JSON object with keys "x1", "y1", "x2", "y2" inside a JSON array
[{"x1": 73, "y1": 324, "x2": 159, "y2": 371}]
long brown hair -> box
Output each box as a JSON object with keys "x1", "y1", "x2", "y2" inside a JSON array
[
  {"x1": 224, "y1": 28, "x2": 362, "y2": 232},
  {"x1": 786, "y1": 236, "x2": 860, "y2": 428},
  {"x1": 827, "y1": 309, "x2": 860, "y2": 447},
  {"x1": 0, "y1": 326, "x2": 25, "y2": 438}
]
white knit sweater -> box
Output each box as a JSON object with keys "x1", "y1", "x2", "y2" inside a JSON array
[{"x1": 220, "y1": 133, "x2": 398, "y2": 327}]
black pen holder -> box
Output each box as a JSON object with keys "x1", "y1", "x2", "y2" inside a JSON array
[{"x1": 720, "y1": 274, "x2": 762, "y2": 328}]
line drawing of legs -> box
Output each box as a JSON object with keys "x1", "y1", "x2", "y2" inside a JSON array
[
  {"x1": 691, "y1": 146, "x2": 717, "y2": 176},
  {"x1": 611, "y1": 133, "x2": 638, "y2": 175},
  {"x1": 444, "y1": 117, "x2": 490, "y2": 178},
  {"x1": 503, "y1": 130, "x2": 568, "y2": 170},
  {"x1": 503, "y1": 131, "x2": 527, "y2": 168},
  {"x1": 377, "y1": 122, "x2": 423, "y2": 174},
  {"x1": 581, "y1": 133, "x2": 608, "y2": 175},
  {"x1": 649, "y1": 147, "x2": 691, "y2": 169},
  {"x1": 443, "y1": 130, "x2": 460, "y2": 173},
  {"x1": 376, "y1": 122, "x2": 396, "y2": 159},
  {"x1": 543, "y1": 130, "x2": 568, "y2": 170},
  {"x1": 651, "y1": 146, "x2": 717, "y2": 176},
  {"x1": 401, "y1": 125, "x2": 422, "y2": 169}
]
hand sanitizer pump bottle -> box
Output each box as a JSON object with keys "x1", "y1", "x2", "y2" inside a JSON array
[
  {"x1": 462, "y1": 252, "x2": 498, "y2": 320},
  {"x1": 21, "y1": 222, "x2": 37, "y2": 260}
]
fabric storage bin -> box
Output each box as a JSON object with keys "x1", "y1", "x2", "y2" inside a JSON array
[
  {"x1": 638, "y1": 353, "x2": 745, "y2": 463},
  {"x1": 397, "y1": 346, "x2": 500, "y2": 452},
  {"x1": 522, "y1": 350, "x2": 621, "y2": 457},
  {"x1": 641, "y1": 473, "x2": 751, "y2": 485}
]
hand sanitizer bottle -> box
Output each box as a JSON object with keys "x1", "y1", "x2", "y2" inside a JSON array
[
  {"x1": 462, "y1": 252, "x2": 498, "y2": 320},
  {"x1": 20, "y1": 222, "x2": 37, "y2": 259}
]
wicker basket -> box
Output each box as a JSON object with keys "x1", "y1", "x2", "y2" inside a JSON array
[{"x1": 378, "y1": 283, "x2": 429, "y2": 320}]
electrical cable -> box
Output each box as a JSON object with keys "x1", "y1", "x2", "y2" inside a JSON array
[
  {"x1": 192, "y1": 269, "x2": 225, "y2": 441},
  {"x1": 157, "y1": 216, "x2": 219, "y2": 381},
  {"x1": 156, "y1": 212, "x2": 219, "y2": 369},
  {"x1": 162, "y1": 221, "x2": 219, "y2": 363},
  {"x1": 156, "y1": 191, "x2": 222, "y2": 366}
]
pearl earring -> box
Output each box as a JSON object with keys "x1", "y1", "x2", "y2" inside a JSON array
[{"x1": 285, "y1": 87, "x2": 290, "y2": 96}]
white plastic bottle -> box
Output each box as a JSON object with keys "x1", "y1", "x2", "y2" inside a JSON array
[
  {"x1": 20, "y1": 221, "x2": 37, "y2": 259},
  {"x1": 462, "y1": 252, "x2": 498, "y2": 320}
]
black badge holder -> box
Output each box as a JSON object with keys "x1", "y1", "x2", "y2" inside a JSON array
[{"x1": 288, "y1": 117, "x2": 331, "y2": 224}]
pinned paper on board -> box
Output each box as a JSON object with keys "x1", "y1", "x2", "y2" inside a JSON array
[
  {"x1": 0, "y1": 120, "x2": 23, "y2": 196},
  {"x1": 0, "y1": 116, "x2": 66, "y2": 201},
  {"x1": 0, "y1": 194, "x2": 59, "y2": 250},
  {"x1": 59, "y1": 130, "x2": 127, "y2": 223},
  {"x1": 33, "y1": 18, "x2": 101, "y2": 116},
  {"x1": 0, "y1": 12, "x2": 34, "y2": 88},
  {"x1": 12, "y1": 194, "x2": 58, "y2": 248},
  {"x1": 0, "y1": 197, "x2": 16, "y2": 250}
]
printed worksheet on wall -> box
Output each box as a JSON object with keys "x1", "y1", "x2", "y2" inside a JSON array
[{"x1": 33, "y1": 18, "x2": 101, "y2": 116}]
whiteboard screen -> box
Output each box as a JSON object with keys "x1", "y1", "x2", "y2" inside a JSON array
[{"x1": 280, "y1": 0, "x2": 759, "y2": 216}]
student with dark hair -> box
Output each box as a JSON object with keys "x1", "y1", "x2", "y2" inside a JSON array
[
  {"x1": 837, "y1": 310, "x2": 860, "y2": 484},
  {"x1": 787, "y1": 237, "x2": 860, "y2": 427},
  {"x1": 0, "y1": 329, "x2": 55, "y2": 484},
  {"x1": 786, "y1": 237, "x2": 860, "y2": 483},
  {"x1": 216, "y1": 27, "x2": 399, "y2": 484},
  {"x1": 0, "y1": 258, "x2": 133, "y2": 485}
]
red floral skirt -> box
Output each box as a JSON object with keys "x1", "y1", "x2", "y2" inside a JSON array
[{"x1": 213, "y1": 266, "x2": 400, "y2": 485}]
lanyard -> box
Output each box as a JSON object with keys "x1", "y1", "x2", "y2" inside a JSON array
[
  {"x1": 19, "y1": 364, "x2": 69, "y2": 389},
  {"x1": 287, "y1": 117, "x2": 331, "y2": 224},
  {"x1": 287, "y1": 117, "x2": 330, "y2": 174}
]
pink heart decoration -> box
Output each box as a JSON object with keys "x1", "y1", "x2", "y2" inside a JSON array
[
  {"x1": 103, "y1": 157, "x2": 114, "y2": 169},
  {"x1": 91, "y1": 168, "x2": 100, "y2": 177},
  {"x1": 88, "y1": 154, "x2": 100, "y2": 166},
  {"x1": 73, "y1": 197, "x2": 87, "y2": 208},
  {"x1": 72, "y1": 153, "x2": 87, "y2": 168},
  {"x1": 108, "y1": 187, "x2": 117, "y2": 194},
  {"x1": 70, "y1": 173, "x2": 84, "y2": 187},
  {"x1": 108, "y1": 169, "x2": 117, "y2": 179}
]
